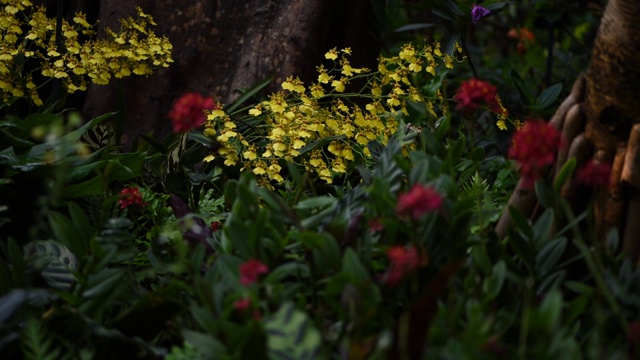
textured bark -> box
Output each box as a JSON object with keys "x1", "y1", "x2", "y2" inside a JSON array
[
  {"x1": 82, "y1": 0, "x2": 380, "y2": 149},
  {"x1": 583, "y1": 0, "x2": 640, "y2": 253},
  {"x1": 497, "y1": 0, "x2": 640, "y2": 260}
]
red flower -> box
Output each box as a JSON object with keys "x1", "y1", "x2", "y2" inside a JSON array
[
  {"x1": 508, "y1": 119, "x2": 562, "y2": 188},
  {"x1": 396, "y1": 184, "x2": 443, "y2": 220},
  {"x1": 454, "y1": 78, "x2": 499, "y2": 114},
  {"x1": 239, "y1": 259, "x2": 269, "y2": 286},
  {"x1": 210, "y1": 221, "x2": 222, "y2": 232},
  {"x1": 368, "y1": 218, "x2": 384, "y2": 232},
  {"x1": 576, "y1": 159, "x2": 611, "y2": 187},
  {"x1": 383, "y1": 246, "x2": 420, "y2": 286},
  {"x1": 507, "y1": 28, "x2": 535, "y2": 55},
  {"x1": 118, "y1": 187, "x2": 146, "y2": 209},
  {"x1": 233, "y1": 297, "x2": 251, "y2": 310},
  {"x1": 168, "y1": 92, "x2": 218, "y2": 133}
]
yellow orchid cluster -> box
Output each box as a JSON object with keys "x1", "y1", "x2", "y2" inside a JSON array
[
  {"x1": 204, "y1": 42, "x2": 460, "y2": 188},
  {"x1": 0, "y1": 1, "x2": 173, "y2": 105}
]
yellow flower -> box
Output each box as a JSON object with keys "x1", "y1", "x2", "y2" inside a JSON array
[
  {"x1": 310, "y1": 83, "x2": 325, "y2": 98},
  {"x1": 249, "y1": 107, "x2": 262, "y2": 116},
  {"x1": 281, "y1": 76, "x2": 305, "y2": 93},
  {"x1": 331, "y1": 79, "x2": 345, "y2": 92},
  {"x1": 331, "y1": 158, "x2": 347, "y2": 173},
  {"x1": 399, "y1": 44, "x2": 415, "y2": 61},
  {"x1": 243, "y1": 149, "x2": 257, "y2": 160},
  {"x1": 325, "y1": 48, "x2": 338, "y2": 60}
]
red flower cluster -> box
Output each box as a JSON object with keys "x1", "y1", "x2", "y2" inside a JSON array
[
  {"x1": 239, "y1": 259, "x2": 269, "y2": 286},
  {"x1": 508, "y1": 119, "x2": 562, "y2": 188},
  {"x1": 454, "y1": 78, "x2": 499, "y2": 113},
  {"x1": 118, "y1": 187, "x2": 146, "y2": 209},
  {"x1": 383, "y1": 246, "x2": 420, "y2": 286},
  {"x1": 168, "y1": 92, "x2": 218, "y2": 133},
  {"x1": 576, "y1": 159, "x2": 612, "y2": 187},
  {"x1": 396, "y1": 184, "x2": 443, "y2": 220}
]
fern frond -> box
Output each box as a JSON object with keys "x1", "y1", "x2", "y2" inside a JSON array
[{"x1": 21, "y1": 317, "x2": 61, "y2": 360}]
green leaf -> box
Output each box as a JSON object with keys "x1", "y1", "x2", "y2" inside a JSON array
[
  {"x1": 264, "y1": 262, "x2": 310, "y2": 283},
  {"x1": 342, "y1": 248, "x2": 370, "y2": 284},
  {"x1": 606, "y1": 228, "x2": 620, "y2": 253},
  {"x1": 535, "y1": 180, "x2": 556, "y2": 210},
  {"x1": 535, "y1": 237, "x2": 567, "y2": 276},
  {"x1": 507, "y1": 229, "x2": 535, "y2": 270},
  {"x1": 82, "y1": 268, "x2": 124, "y2": 298},
  {"x1": 68, "y1": 202, "x2": 94, "y2": 242},
  {"x1": 553, "y1": 157, "x2": 576, "y2": 193},
  {"x1": 47, "y1": 210, "x2": 86, "y2": 257},
  {"x1": 24, "y1": 240, "x2": 78, "y2": 291},
  {"x1": 537, "y1": 83, "x2": 563, "y2": 109},
  {"x1": 0, "y1": 289, "x2": 55, "y2": 324},
  {"x1": 482, "y1": 260, "x2": 506, "y2": 300},
  {"x1": 21, "y1": 316, "x2": 61, "y2": 360},
  {"x1": 294, "y1": 196, "x2": 336, "y2": 210},
  {"x1": 510, "y1": 69, "x2": 535, "y2": 105},
  {"x1": 507, "y1": 206, "x2": 533, "y2": 239},
  {"x1": 535, "y1": 290, "x2": 563, "y2": 331},
  {"x1": 532, "y1": 208, "x2": 554, "y2": 247},
  {"x1": 181, "y1": 330, "x2": 227, "y2": 358},
  {"x1": 226, "y1": 77, "x2": 273, "y2": 114},
  {"x1": 265, "y1": 302, "x2": 321, "y2": 360}
]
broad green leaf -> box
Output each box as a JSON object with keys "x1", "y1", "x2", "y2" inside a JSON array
[
  {"x1": 535, "y1": 237, "x2": 567, "y2": 276},
  {"x1": 507, "y1": 206, "x2": 533, "y2": 239},
  {"x1": 537, "y1": 83, "x2": 563, "y2": 109},
  {"x1": 342, "y1": 248, "x2": 370, "y2": 284},
  {"x1": 265, "y1": 302, "x2": 321, "y2": 360},
  {"x1": 553, "y1": 157, "x2": 576, "y2": 193},
  {"x1": 47, "y1": 210, "x2": 86, "y2": 257},
  {"x1": 510, "y1": 69, "x2": 535, "y2": 105},
  {"x1": 294, "y1": 196, "x2": 336, "y2": 210},
  {"x1": 82, "y1": 268, "x2": 123, "y2": 298},
  {"x1": 24, "y1": 240, "x2": 78, "y2": 291},
  {"x1": 532, "y1": 208, "x2": 554, "y2": 247},
  {"x1": 482, "y1": 260, "x2": 506, "y2": 300}
]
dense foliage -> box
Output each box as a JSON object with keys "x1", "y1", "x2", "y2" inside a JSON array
[{"x1": 3, "y1": 0, "x2": 639, "y2": 359}]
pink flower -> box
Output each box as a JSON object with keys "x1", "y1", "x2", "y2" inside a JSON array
[
  {"x1": 576, "y1": 160, "x2": 611, "y2": 187},
  {"x1": 383, "y1": 246, "x2": 420, "y2": 286},
  {"x1": 239, "y1": 259, "x2": 269, "y2": 286},
  {"x1": 396, "y1": 184, "x2": 443, "y2": 220},
  {"x1": 118, "y1": 187, "x2": 146, "y2": 209},
  {"x1": 233, "y1": 297, "x2": 251, "y2": 310},
  {"x1": 454, "y1": 78, "x2": 499, "y2": 114},
  {"x1": 508, "y1": 119, "x2": 562, "y2": 188},
  {"x1": 168, "y1": 92, "x2": 218, "y2": 133}
]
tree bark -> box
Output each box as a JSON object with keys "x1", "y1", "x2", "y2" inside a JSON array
[
  {"x1": 497, "y1": 0, "x2": 640, "y2": 262},
  {"x1": 583, "y1": 0, "x2": 640, "y2": 245},
  {"x1": 82, "y1": 0, "x2": 380, "y2": 149}
]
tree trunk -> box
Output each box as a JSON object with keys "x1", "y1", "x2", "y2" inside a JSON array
[
  {"x1": 497, "y1": 0, "x2": 640, "y2": 262},
  {"x1": 81, "y1": 0, "x2": 380, "y2": 149},
  {"x1": 583, "y1": 0, "x2": 640, "y2": 252}
]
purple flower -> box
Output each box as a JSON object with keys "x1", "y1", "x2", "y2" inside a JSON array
[{"x1": 471, "y1": 4, "x2": 491, "y2": 24}]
